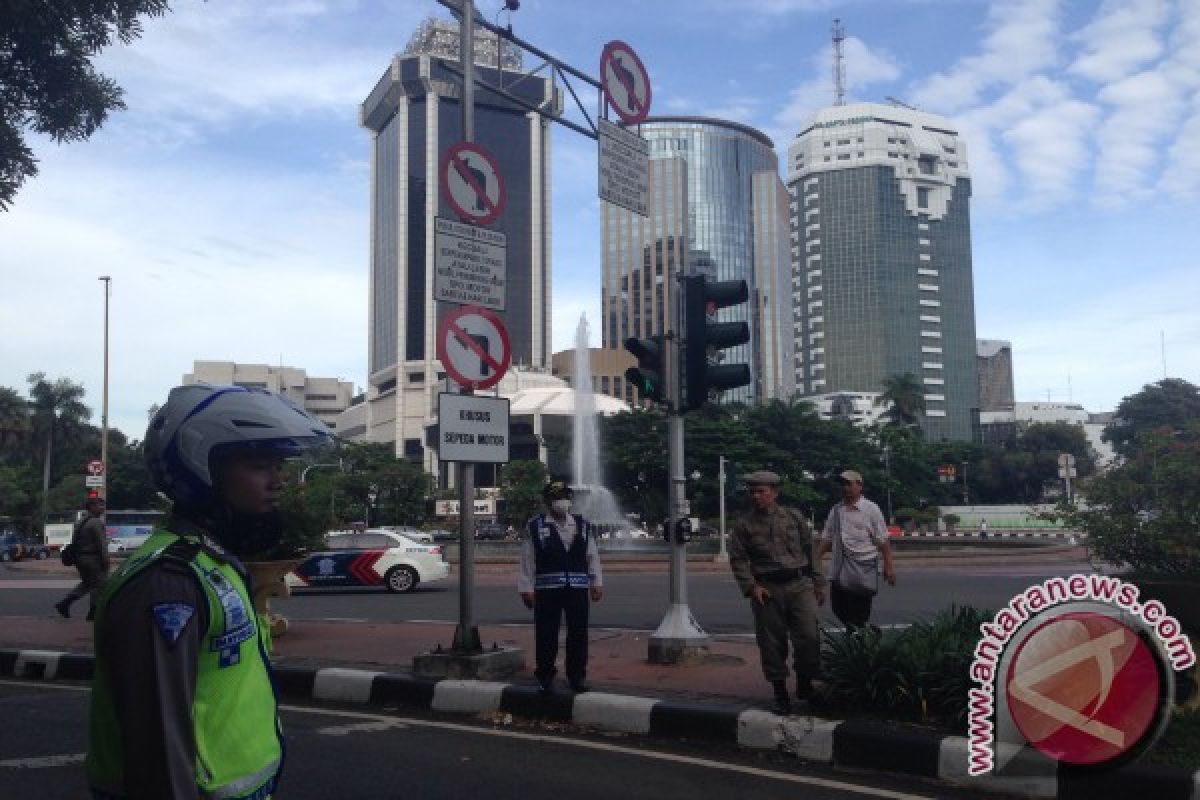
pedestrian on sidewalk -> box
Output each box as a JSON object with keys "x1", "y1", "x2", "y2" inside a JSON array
[
  {"x1": 518, "y1": 478, "x2": 604, "y2": 694},
  {"x1": 54, "y1": 496, "x2": 110, "y2": 620},
  {"x1": 85, "y1": 385, "x2": 332, "y2": 800},
  {"x1": 817, "y1": 470, "x2": 896, "y2": 630},
  {"x1": 728, "y1": 470, "x2": 826, "y2": 715}
]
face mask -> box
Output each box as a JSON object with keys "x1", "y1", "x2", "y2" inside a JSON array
[{"x1": 551, "y1": 499, "x2": 571, "y2": 515}]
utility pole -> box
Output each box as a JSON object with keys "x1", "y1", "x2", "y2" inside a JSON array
[
  {"x1": 715, "y1": 456, "x2": 728, "y2": 563},
  {"x1": 99, "y1": 276, "x2": 111, "y2": 500},
  {"x1": 961, "y1": 460, "x2": 969, "y2": 505},
  {"x1": 453, "y1": 0, "x2": 481, "y2": 655}
]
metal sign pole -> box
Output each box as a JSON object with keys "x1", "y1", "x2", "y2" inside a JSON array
[
  {"x1": 453, "y1": 0, "x2": 481, "y2": 655},
  {"x1": 716, "y1": 456, "x2": 728, "y2": 562}
]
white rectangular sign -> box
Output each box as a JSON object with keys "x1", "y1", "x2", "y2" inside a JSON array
[
  {"x1": 438, "y1": 393, "x2": 510, "y2": 464},
  {"x1": 84, "y1": 475, "x2": 105, "y2": 488},
  {"x1": 434, "y1": 217, "x2": 507, "y2": 311},
  {"x1": 598, "y1": 118, "x2": 649, "y2": 217},
  {"x1": 434, "y1": 498, "x2": 497, "y2": 517}
]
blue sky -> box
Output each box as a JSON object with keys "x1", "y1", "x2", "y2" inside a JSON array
[{"x1": 1, "y1": 0, "x2": 1197, "y2": 440}]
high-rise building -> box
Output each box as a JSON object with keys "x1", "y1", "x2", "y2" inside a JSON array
[
  {"x1": 360, "y1": 18, "x2": 561, "y2": 468},
  {"x1": 182, "y1": 361, "x2": 354, "y2": 432},
  {"x1": 601, "y1": 117, "x2": 795, "y2": 407},
  {"x1": 977, "y1": 338, "x2": 1014, "y2": 412},
  {"x1": 786, "y1": 102, "x2": 980, "y2": 440}
]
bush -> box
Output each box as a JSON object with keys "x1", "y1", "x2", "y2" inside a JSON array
[{"x1": 818, "y1": 604, "x2": 991, "y2": 730}]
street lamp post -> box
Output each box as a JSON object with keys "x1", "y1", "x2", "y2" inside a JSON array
[
  {"x1": 716, "y1": 456, "x2": 728, "y2": 563},
  {"x1": 99, "y1": 276, "x2": 111, "y2": 500},
  {"x1": 961, "y1": 461, "x2": 969, "y2": 505},
  {"x1": 881, "y1": 444, "x2": 893, "y2": 522}
]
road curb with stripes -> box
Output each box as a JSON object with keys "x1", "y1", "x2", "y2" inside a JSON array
[{"x1": 3, "y1": 648, "x2": 1197, "y2": 799}]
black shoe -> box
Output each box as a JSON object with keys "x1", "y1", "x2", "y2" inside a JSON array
[
  {"x1": 536, "y1": 676, "x2": 553, "y2": 695},
  {"x1": 54, "y1": 601, "x2": 70, "y2": 619},
  {"x1": 568, "y1": 682, "x2": 590, "y2": 694}
]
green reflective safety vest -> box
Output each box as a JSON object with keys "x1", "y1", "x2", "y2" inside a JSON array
[{"x1": 86, "y1": 529, "x2": 283, "y2": 800}]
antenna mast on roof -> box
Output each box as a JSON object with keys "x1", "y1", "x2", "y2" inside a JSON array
[{"x1": 832, "y1": 18, "x2": 846, "y2": 106}]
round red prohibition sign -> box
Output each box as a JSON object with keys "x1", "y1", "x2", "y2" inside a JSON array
[
  {"x1": 437, "y1": 305, "x2": 512, "y2": 391},
  {"x1": 600, "y1": 40, "x2": 651, "y2": 125},
  {"x1": 440, "y1": 142, "x2": 507, "y2": 226},
  {"x1": 1005, "y1": 610, "x2": 1165, "y2": 767}
]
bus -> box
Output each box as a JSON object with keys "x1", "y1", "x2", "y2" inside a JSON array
[{"x1": 44, "y1": 509, "x2": 166, "y2": 555}]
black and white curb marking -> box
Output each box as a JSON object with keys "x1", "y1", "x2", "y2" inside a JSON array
[{"x1": 4, "y1": 649, "x2": 1197, "y2": 799}]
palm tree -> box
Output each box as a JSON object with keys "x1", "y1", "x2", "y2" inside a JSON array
[
  {"x1": 875, "y1": 372, "x2": 926, "y2": 429},
  {"x1": 27, "y1": 373, "x2": 91, "y2": 528},
  {"x1": 0, "y1": 386, "x2": 31, "y2": 456}
]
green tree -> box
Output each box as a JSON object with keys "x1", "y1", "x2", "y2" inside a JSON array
[
  {"x1": 27, "y1": 373, "x2": 91, "y2": 527},
  {"x1": 599, "y1": 409, "x2": 669, "y2": 529},
  {"x1": 1104, "y1": 378, "x2": 1200, "y2": 460},
  {"x1": 0, "y1": 0, "x2": 171, "y2": 209},
  {"x1": 0, "y1": 386, "x2": 31, "y2": 455},
  {"x1": 1064, "y1": 421, "x2": 1200, "y2": 577},
  {"x1": 498, "y1": 459, "x2": 547, "y2": 527},
  {"x1": 107, "y1": 437, "x2": 161, "y2": 509},
  {"x1": 875, "y1": 373, "x2": 926, "y2": 429}
]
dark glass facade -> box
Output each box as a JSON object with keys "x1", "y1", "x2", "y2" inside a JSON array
[{"x1": 602, "y1": 117, "x2": 791, "y2": 406}]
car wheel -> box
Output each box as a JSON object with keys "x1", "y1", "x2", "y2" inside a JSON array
[{"x1": 384, "y1": 565, "x2": 419, "y2": 594}]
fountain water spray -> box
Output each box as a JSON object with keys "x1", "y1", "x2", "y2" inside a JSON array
[{"x1": 570, "y1": 315, "x2": 627, "y2": 529}]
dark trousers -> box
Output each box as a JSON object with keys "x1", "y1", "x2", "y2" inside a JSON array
[
  {"x1": 533, "y1": 587, "x2": 589, "y2": 685},
  {"x1": 61, "y1": 562, "x2": 108, "y2": 612},
  {"x1": 830, "y1": 583, "x2": 874, "y2": 629}
]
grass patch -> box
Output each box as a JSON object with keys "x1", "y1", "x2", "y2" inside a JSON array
[{"x1": 1145, "y1": 710, "x2": 1200, "y2": 770}]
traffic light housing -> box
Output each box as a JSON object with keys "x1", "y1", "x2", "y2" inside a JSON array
[
  {"x1": 624, "y1": 335, "x2": 666, "y2": 404},
  {"x1": 683, "y1": 276, "x2": 751, "y2": 411}
]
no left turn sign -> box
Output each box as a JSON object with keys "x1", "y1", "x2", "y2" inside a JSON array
[
  {"x1": 440, "y1": 142, "x2": 507, "y2": 226},
  {"x1": 437, "y1": 305, "x2": 512, "y2": 391},
  {"x1": 600, "y1": 40, "x2": 651, "y2": 125}
]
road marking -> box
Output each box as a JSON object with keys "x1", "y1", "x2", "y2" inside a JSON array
[
  {"x1": 279, "y1": 705, "x2": 937, "y2": 799},
  {"x1": 0, "y1": 753, "x2": 85, "y2": 769},
  {"x1": 0, "y1": 681, "x2": 931, "y2": 796},
  {"x1": 315, "y1": 719, "x2": 408, "y2": 736},
  {"x1": 0, "y1": 580, "x2": 78, "y2": 589}
]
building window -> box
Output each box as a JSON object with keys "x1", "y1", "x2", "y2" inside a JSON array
[
  {"x1": 918, "y1": 156, "x2": 937, "y2": 175},
  {"x1": 837, "y1": 138, "x2": 850, "y2": 145},
  {"x1": 925, "y1": 394, "x2": 945, "y2": 401},
  {"x1": 923, "y1": 377, "x2": 945, "y2": 385},
  {"x1": 918, "y1": 283, "x2": 939, "y2": 292},
  {"x1": 919, "y1": 299, "x2": 940, "y2": 307},
  {"x1": 919, "y1": 314, "x2": 941, "y2": 323},
  {"x1": 403, "y1": 439, "x2": 423, "y2": 460},
  {"x1": 837, "y1": 154, "x2": 851, "y2": 160},
  {"x1": 921, "y1": 346, "x2": 943, "y2": 354},
  {"x1": 926, "y1": 409, "x2": 947, "y2": 417},
  {"x1": 921, "y1": 330, "x2": 942, "y2": 338},
  {"x1": 917, "y1": 187, "x2": 930, "y2": 208},
  {"x1": 922, "y1": 362, "x2": 944, "y2": 370},
  {"x1": 378, "y1": 378, "x2": 396, "y2": 394},
  {"x1": 407, "y1": 372, "x2": 424, "y2": 384}
]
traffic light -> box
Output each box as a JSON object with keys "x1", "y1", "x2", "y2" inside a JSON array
[
  {"x1": 682, "y1": 276, "x2": 751, "y2": 411},
  {"x1": 624, "y1": 335, "x2": 666, "y2": 404}
]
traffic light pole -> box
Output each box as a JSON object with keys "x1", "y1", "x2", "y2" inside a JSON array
[{"x1": 648, "y1": 279, "x2": 710, "y2": 664}]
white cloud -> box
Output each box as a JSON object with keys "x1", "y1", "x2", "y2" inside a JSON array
[
  {"x1": 911, "y1": 0, "x2": 1063, "y2": 113},
  {"x1": 997, "y1": 80, "x2": 1101, "y2": 207},
  {"x1": 1093, "y1": 70, "x2": 1180, "y2": 200},
  {"x1": 1068, "y1": 0, "x2": 1169, "y2": 82},
  {"x1": 771, "y1": 36, "x2": 902, "y2": 142}
]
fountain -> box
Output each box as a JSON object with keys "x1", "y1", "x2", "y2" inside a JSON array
[{"x1": 569, "y1": 315, "x2": 629, "y2": 533}]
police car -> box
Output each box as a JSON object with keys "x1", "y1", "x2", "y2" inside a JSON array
[{"x1": 286, "y1": 530, "x2": 450, "y2": 594}]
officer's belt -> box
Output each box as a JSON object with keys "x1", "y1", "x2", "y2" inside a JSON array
[{"x1": 754, "y1": 566, "x2": 814, "y2": 584}]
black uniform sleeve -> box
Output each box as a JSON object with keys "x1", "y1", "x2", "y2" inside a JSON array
[{"x1": 98, "y1": 561, "x2": 209, "y2": 800}]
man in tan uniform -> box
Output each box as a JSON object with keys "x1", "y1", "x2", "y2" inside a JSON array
[{"x1": 729, "y1": 470, "x2": 826, "y2": 714}]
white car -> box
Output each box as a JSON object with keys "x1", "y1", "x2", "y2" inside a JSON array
[
  {"x1": 286, "y1": 530, "x2": 449, "y2": 593},
  {"x1": 374, "y1": 525, "x2": 435, "y2": 544}
]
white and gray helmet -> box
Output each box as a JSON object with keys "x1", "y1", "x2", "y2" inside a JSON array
[{"x1": 145, "y1": 385, "x2": 333, "y2": 505}]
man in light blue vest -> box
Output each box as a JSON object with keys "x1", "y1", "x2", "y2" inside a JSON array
[{"x1": 87, "y1": 385, "x2": 332, "y2": 800}]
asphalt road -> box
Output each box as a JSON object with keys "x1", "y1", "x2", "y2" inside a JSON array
[
  {"x1": 0, "y1": 680, "x2": 986, "y2": 799},
  {"x1": 1, "y1": 560, "x2": 1091, "y2": 634}
]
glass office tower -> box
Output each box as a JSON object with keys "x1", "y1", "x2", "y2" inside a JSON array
[
  {"x1": 360, "y1": 19, "x2": 561, "y2": 465},
  {"x1": 787, "y1": 103, "x2": 980, "y2": 440},
  {"x1": 601, "y1": 116, "x2": 794, "y2": 406}
]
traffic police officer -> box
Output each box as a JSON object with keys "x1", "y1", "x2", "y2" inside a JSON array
[
  {"x1": 87, "y1": 385, "x2": 332, "y2": 799},
  {"x1": 728, "y1": 470, "x2": 826, "y2": 715},
  {"x1": 518, "y1": 479, "x2": 603, "y2": 694}
]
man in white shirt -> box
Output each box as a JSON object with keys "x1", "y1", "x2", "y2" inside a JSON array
[
  {"x1": 817, "y1": 470, "x2": 896, "y2": 628},
  {"x1": 517, "y1": 479, "x2": 604, "y2": 694}
]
